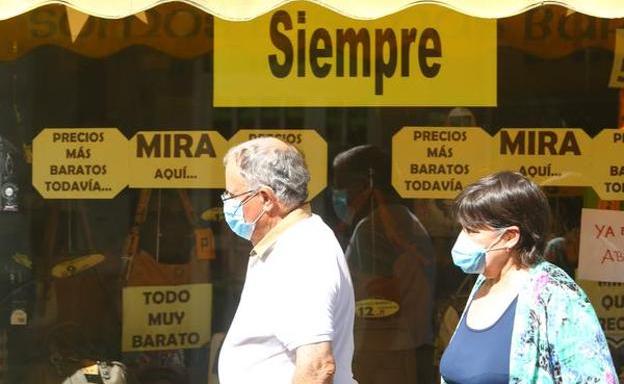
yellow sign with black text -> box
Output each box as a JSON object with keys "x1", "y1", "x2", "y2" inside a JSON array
[
  {"x1": 32, "y1": 128, "x2": 128, "y2": 199},
  {"x1": 228, "y1": 130, "x2": 328, "y2": 199},
  {"x1": 214, "y1": 2, "x2": 496, "y2": 107},
  {"x1": 128, "y1": 131, "x2": 228, "y2": 188},
  {"x1": 495, "y1": 128, "x2": 592, "y2": 187},
  {"x1": 122, "y1": 283, "x2": 212, "y2": 352},
  {"x1": 392, "y1": 127, "x2": 493, "y2": 199},
  {"x1": 392, "y1": 127, "x2": 624, "y2": 200},
  {"x1": 32, "y1": 127, "x2": 623, "y2": 200},
  {"x1": 592, "y1": 130, "x2": 624, "y2": 200}
]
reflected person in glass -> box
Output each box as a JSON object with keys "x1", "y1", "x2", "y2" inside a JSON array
[{"x1": 333, "y1": 145, "x2": 436, "y2": 384}]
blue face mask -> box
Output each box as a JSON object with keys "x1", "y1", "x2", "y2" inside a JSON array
[
  {"x1": 332, "y1": 189, "x2": 353, "y2": 224},
  {"x1": 451, "y1": 230, "x2": 507, "y2": 274},
  {"x1": 223, "y1": 192, "x2": 264, "y2": 240}
]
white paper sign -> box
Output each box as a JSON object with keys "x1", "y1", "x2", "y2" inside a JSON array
[{"x1": 578, "y1": 208, "x2": 624, "y2": 282}]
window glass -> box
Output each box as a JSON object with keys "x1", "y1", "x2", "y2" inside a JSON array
[{"x1": 0, "y1": 5, "x2": 622, "y2": 383}]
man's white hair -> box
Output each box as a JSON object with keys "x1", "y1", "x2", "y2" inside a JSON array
[{"x1": 223, "y1": 137, "x2": 310, "y2": 209}]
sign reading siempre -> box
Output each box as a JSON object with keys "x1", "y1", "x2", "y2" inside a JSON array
[
  {"x1": 578, "y1": 208, "x2": 624, "y2": 283},
  {"x1": 228, "y1": 130, "x2": 327, "y2": 199},
  {"x1": 32, "y1": 128, "x2": 128, "y2": 198},
  {"x1": 214, "y1": 2, "x2": 496, "y2": 107},
  {"x1": 129, "y1": 131, "x2": 228, "y2": 188},
  {"x1": 122, "y1": 283, "x2": 212, "y2": 352}
]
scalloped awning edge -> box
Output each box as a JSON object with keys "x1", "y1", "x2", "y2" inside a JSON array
[{"x1": 0, "y1": 0, "x2": 623, "y2": 21}]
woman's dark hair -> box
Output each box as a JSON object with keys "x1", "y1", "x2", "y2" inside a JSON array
[{"x1": 454, "y1": 171, "x2": 551, "y2": 266}]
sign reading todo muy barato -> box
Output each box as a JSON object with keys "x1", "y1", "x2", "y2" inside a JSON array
[
  {"x1": 122, "y1": 284, "x2": 212, "y2": 352},
  {"x1": 128, "y1": 131, "x2": 229, "y2": 188},
  {"x1": 213, "y1": 2, "x2": 496, "y2": 107},
  {"x1": 228, "y1": 130, "x2": 328, "y2": 199},
  {"x1": 392, "y1": 127, "x2": 624, "y2": 200},
  {"x1": 32, "y1": 128, "x2": 128, "y2": 198}
]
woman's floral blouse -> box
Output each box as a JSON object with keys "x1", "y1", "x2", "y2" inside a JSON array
[{"x1": 442, "y1": 261, "x2": 617, "y2": 384}]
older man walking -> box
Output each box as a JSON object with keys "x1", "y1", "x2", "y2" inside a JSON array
[{"x1": 217, "y1": 137, "x2": 355, "y2": 384}]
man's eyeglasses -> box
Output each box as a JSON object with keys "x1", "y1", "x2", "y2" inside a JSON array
[{"x1": 220, "y1": 189, "x2": 256, "y2": 202}]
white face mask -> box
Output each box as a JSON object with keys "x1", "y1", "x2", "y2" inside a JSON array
[{"x1": 450, "y1": 229, "x2": 508, "y2": 274}]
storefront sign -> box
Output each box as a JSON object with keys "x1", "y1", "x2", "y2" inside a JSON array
[
  {"x1": 0, "y1": 4, "x2": 213, "y2": 61},
  {"x1": 609, "y1": 30, "x2": 624, "y2": 88},
  {"x1": 33, "y1": 127, "x2": 623, "y2": 199},
  {"x1": 122, "y1": 283, "x2": 212, "y2": 352},
  {"x1": 214, "y1": 3, "x2": 496, "y2": 107},
  {"x1": 392, "y1": 127, "x2": 624, "y2": 200},
  {"x1": 592, "y1": 129, "x2": 624, "y2": 200},
  {"x1": 228, "y1": 130, "x2": 327, "y2": 199},
  {"x1": 32, "y1": 128, "x2": 128, "y2": 198},
  {"x1": 128, "y1": 131, "x2": 228, "y2": 188},
  {"x1": 392, "y1": 127, "x2": 492, "y2": 199},
  {"x1": 500, "y1": 8, "x2": 624, "y2": 60},
  {"x1": 33, "y1": 128, "x2": 328, "y2": 196},
  {"x1": 495, "y1": 128, "x2": 592, "y2": 187},
  {"x1": 577, "y1": 208, "x2": 624, "y2": 283}
]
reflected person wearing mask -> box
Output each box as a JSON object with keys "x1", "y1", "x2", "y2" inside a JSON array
[
  {"x1": 440, "y1": 171, "x2": 616, "y2": 384},
  {"x1": 332, "y1": 145, "x2": 436, "y2": 384}
]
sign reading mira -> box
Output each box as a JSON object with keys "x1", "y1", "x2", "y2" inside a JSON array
[{"x1": 214, "y1": 2, "x2": 496, "y2": 107}]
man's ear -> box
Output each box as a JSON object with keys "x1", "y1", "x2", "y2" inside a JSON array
[
  {"x1": 503, "y1": 226, "x2": 521, "y2": 249},
  {"x1": 258, "y1": 186, "x2": 278, "y2": 213}
]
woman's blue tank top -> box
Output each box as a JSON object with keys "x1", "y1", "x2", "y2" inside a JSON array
[{"x1": 440, "y1": 295, "x2": 518, "y2": 384}]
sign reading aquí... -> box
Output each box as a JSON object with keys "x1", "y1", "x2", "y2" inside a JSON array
[
  {"x1": 33, "y1": 128, "x2": 128, "y2": 198},
  {"x1": 129, "y1": 131, "x2": 228, "y2": 188},
  {"x1": 214, "y1": 2, "x2": 496, "y2": 107}
]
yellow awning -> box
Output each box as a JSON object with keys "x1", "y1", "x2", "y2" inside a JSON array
[
  {"x1": 0, "y1": 0, "x2": 623, "y2": 21},
  {"x1": 1, "y1": 3, "x2": 621, "y2": 61}
]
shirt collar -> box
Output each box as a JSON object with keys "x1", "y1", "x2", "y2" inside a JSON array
[{"x1": 250, "y1": 203, "x2": 312, "y2": 259}]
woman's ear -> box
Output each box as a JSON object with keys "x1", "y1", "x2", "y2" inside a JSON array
[{"x1": 503, "y1": 226, "x2": 521, "y2": 249}]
